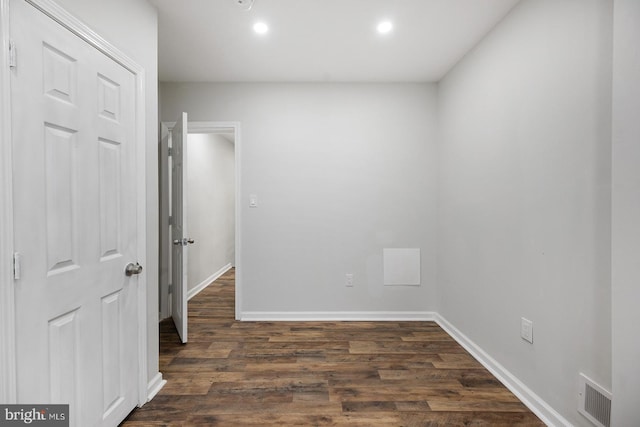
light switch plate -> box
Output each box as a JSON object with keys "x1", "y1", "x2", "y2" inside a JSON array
[
  {"x1": 521, "y1": 317, "x2": 533, "y2": 344},
  {"x1": 345, "y1": 273, "x2": 354, "y2": 287}
]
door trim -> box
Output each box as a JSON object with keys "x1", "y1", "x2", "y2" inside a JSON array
[
  {"x1": 0, "y1": 0, "x2": 148, "y2": 406},
  {"x1": 161, "y1": 121, "x2": 242, "y2": 320},
  {"x1": 0, "y1": 0, "x2": 17, "y2": 405}
]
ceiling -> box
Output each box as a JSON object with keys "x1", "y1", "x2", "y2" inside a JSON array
[{"x1": 149, "y1": 0, "x2": 521, "y2": 83}]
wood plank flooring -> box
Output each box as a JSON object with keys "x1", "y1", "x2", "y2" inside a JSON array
[{"x1": 120, "y1": 269, "x2": 544, "y2": 426}]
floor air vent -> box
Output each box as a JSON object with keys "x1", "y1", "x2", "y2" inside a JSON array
[{"x1": 578, "y1": 373, "x2": 612, "y2": 427}]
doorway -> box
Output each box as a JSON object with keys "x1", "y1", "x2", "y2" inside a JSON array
[
  {"x1": 186, "y1": 132, "x2": 235, "y2": 299},
  {"x1": 159, "y1": 121, "x2": 242, "y2": 336}
]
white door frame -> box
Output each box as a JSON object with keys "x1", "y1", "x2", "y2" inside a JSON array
[
  {"x1": 160, "y1": 121, "x2": 242, "y2": 320},
  {"x1": 0, "y1": 0, "x2": 17, "y2": 404},
  {"x1": 0, "y1": 0, "x2": 148, "y2": 406}
]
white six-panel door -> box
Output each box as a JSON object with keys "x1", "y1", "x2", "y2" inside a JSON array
[{"x1": 11, "y1": 0, "x2": 140, "y2": 425}]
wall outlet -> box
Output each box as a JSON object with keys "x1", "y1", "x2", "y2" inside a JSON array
[
  {"x1": 345, "y1": 273, "x2": 354, "y2": 287},
  {"x1": 521, "y1": 317, "x2": 533, "y2": 344}
]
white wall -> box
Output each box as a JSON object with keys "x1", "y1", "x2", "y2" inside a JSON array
[
  {"x1": 157, "y1": 3, "x2": 637, "y2": 424},
  {"x1": 161, "y1": 83, "x2": 438, "y2": 315},
  {"x1": 187, "y1": 133, "x2": 235, "y2": 292},
  {"x1": 53, "y1": 0, "x2": 160, "y2": 391},
  {"x1": 611, "y1": 0, "x2": 640, "y2": 424},
  {"x1": 437, "y1": 0, "x2": 612, "y2": 425}
]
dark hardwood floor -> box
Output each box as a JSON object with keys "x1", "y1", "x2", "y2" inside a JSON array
[{"x1": 120, "y1": 269, "x2": 544, "y2": 426}]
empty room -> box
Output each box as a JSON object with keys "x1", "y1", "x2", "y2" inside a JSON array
[{"x1": 1, "y1": 0, "x2": 638, "y2": 426}]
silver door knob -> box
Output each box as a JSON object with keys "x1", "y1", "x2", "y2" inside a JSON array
[
  {"x1": 125, "y1": 262, "x2": 143, "y2": 276},
  {"x1": 173, "y1": 238, "x2": 195, "y2": 246}
]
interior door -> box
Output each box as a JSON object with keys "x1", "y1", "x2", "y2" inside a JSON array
[
  {"x1": 171, "y1": 113, "x2": 189, "y2": 343},
  {"x1": 11, "y1": 1, "x2": 141, "y2": 425},
  {"x1": 159, "y1": 123, "x2": 171, "y2": 320}
]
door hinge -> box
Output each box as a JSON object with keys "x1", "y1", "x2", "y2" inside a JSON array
[
  {"x1": 13, "y1": 252, "x2": 21, "y2": 280},
  {"x1": 8, "y1": 39, "x2": 16, "y2": 69},
  {"x1": 168, "y1": 215, "x2": 173, "y2": 226},
  {"x1": 168, "y1": 284, "x2": 173, "y2": 293},
  {"x1": 168, "y1": 147, "x2": 173, "y2": 156}
]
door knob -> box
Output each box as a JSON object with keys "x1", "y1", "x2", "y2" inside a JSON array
[
  {"x1": 125, "y1": 262, "x2": 143, "y2": 276},
  {"x1": 173, "y1": 238, "x2": 195, "y2": 246}
]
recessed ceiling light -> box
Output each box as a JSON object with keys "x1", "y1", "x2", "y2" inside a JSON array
[
  {"x1": 253, "y1": 22, "x2": 269, "y2": 34},
  {"x1": 377, "y1": 21, "x2": 393, "y2": 34}
]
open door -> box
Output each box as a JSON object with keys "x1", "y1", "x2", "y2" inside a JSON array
[
  {"x1": 171, "y1": 113, "x2": 191, "y2": 343},
  {"x1": 159, "y1": 123, "x2": 171, "y2": 320}
]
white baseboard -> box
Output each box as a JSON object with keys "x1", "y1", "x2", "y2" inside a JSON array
[
  {"x1": 145, "y1": 372, "x2": 166, "y2": 403},
  {"x1": 211, "y1": 306, "x2": 569, "y2": 424},
  {"x1": 187, "y1": 263, "x2": 233, "y2": 301},
  {"x1": 239, "y1": 311, "x2": 437, "y2": 322},
  {"x1": 434, "y1": 314, "x2": 571, "y2": 427}
]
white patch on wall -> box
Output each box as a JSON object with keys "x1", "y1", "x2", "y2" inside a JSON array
[{"x1": 383, "y1": 248, "x2": 421, "y2": 286}]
